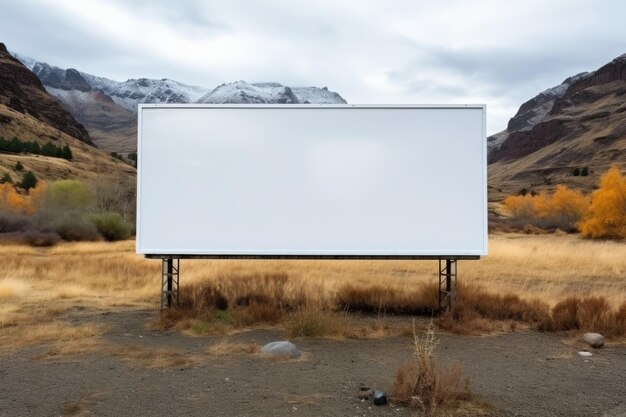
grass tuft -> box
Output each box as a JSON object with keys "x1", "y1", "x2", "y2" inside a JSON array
[
  {"x1": 285, "y1": 308, "x2": 351, "y2": 339},
  {"x1": 393, "y1": 322, "x2": 472, "y2": 415}
]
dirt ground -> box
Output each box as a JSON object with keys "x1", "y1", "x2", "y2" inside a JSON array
[{"x1": 1, "y1": 309, "x2": 625, "y2": 417}]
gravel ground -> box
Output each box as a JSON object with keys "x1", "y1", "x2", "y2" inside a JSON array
[{"x1": 1, "y1": 310, "x2": 625, "y2": 417}]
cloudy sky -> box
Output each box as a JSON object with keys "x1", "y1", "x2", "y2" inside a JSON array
[{"x1": 1, "y1": 0, "x2": 625, "y2": 134}]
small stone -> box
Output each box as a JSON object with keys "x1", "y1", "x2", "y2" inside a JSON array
[
  {"x1": 373, "y1": 390, "x2": 387, "y2": 406},
  {"x1": 578, "y1": 351, "x2": 593, "y2": 357},
  {"x1": 260, "y1": 341, "x2": 301, "y2": 358},
  {"x1": 583, "y1": 333, "x2": 605, "y2": 349}
]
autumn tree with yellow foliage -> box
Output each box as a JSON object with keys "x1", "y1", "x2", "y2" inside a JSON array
[
  {"x1": 503, "y1": 185, "x2": 589, "y2": 232},
  {"x1": 0, "y1": 182, "x2": 46, "y2": 215},
  {"x1": 579, "y1": 166, "x2": 626, "y2": 239}
]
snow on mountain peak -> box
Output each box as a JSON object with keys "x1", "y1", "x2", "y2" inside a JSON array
[
  {"x1": 81, "y1": 74, "x2": 211, "y2": 111},
  {"x1": 14, "y1": 53, "x2": 347, "y2": 111},
  {"x1": 198, "y1": 81, "x2": 346, "y2": 104}
]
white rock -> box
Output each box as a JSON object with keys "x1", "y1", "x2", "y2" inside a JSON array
[
  {"x1": 578, "y1": 351, "x2": 593, "y2": 357},
  {"x1": 260, "y1": 341, "x2": 301, "y2": 358},
  {"x1": 583, "y1": 333, "x2": 605, "y2": 349}
]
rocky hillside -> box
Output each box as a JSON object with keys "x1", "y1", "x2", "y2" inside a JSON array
[
  {"x1": 0, "y1": 44, "x2": 135, "y2": 183},
  {"x1": 0, "y1": 44, "x2": 91, "y2": 144},
  {"x1": 488, "y1": 53, "x2": 626, "y2": 200},
  {"x1": 15, "y1": 53, "x2": 347, "y2": 153}
]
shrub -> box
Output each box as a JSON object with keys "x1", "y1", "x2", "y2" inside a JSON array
[
  {"x1": 0, "y1": 212, "x2": 32, "y2": 232},
  {"x1": 504, "y1": 185, "x2": 589, "y2": 232},
  {"x1": 1, "y1": 173, "x2": 12, "y2": 184},
  {"x1": 61, "y1": 145, "x2": 72, "y2": 160},
  {"x1": 540, "y1": 185, "x2": 589, "y2": 231},
  {"x1": 87, "y1": 212, "x2": 132, "y2": 241},
  {"x1": 92, "y1": 176, "x2": 136, "y2": 225},
  {"x1": 581, "y1": 167, "x2": 589, "y2": 176},
  {"x1": 45, "y1": 218, "x2": 101, "y2": 241},
  {"x1": 573, "y1": 168, "x2": 580, "y2": 176},
  {"x1": 15, "y1": 161, "x2": 23, "y2": 171},
  {"x1": 45, "y1": 180, "x2": 93, "y2": 211},
  {"x1": 0, "y1": 183, "x2": 35, "y2": 214},
  {"x1": 336, "y1": 283, "x2": 438, "y2": 315},
  {"x1": 540, "y1": 295, "x2": 625, "y2": 338},
  {"x1": 285, "y1": 308, "x2": 350, "y2": 338},
  {"x1": 22, "y1": 231, "x2": 60, "y2": 247},
  {"x1": 453, "y1": 283, "x2": 549, "y2": 323},
  {"x1": 233, "y1": 303, "x2": 283, "y2": 326},
  {"x1": 179, "y1": 281, "x2": 229, "y2": 311},
  {"x1": 20, "y1": 171, "x2": 37, "y2": 192},
  {"x1": 503, "y1": 194, "x2": 537, "y2": 218},
  {"x1": 394, "y1": 323, "x2": 470, "y2": 413},
  {"x1": 579, "y1": 166, "x2": 626, "y2": 239}
]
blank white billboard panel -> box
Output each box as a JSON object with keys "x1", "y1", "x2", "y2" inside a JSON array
[{"x1": 137, "y1": 105, "x2": 487, "y2": 257}]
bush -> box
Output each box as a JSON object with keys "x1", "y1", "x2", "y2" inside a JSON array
[
  {"x1": 45, "y1": 180, "x2": 93, "y2": 211},
  {"x1": 579, "y1": 166, "x2": 626, "y2": 239},
  {"x1": 61, "y1": 145, "x2": 72, "y2": 160},
  {"x1": 15, "y1": 161, "x2": 23, "y2": 171},
  {"x1": 0, "y1": 173, "x2": 12, "y2": 184},
  {"x1": 540, "y1": 295, "x2": 625, "y2": 337},
  {"x1": 503, "y1": 194, "x2": 537, "y2": 218},
  {"x1": 45, "y1": 218, "x2": 101, "y2": 241},
  {"x1": 503, "y1": 185, "x2": 589, "y2": 232},
  {"x1": 87, "y1": 212, "x2": 132, "y2": 241},
  {"x1": 0, "y1": 212, "x2": 32, "y2": 232},
  {"x1": 541, "y1": 185, "x2": 589, "y2": 231},
  {"x1": 22, "y1": 231, "x2": 60, "y2": 247},
  {"x1": 285, "y1": 308, "x2": 349, "y2": 338},
  {"x1": 20, "y1": 171, "x2": 37, "y2": 192},
  {"x1": 394, "y1": 324, "x2": 470, "y2": 413},
  {"x1": 336, "y1": 283, "x2": 438, "y2": 315}
]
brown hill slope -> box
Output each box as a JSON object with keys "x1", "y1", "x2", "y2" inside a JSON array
[
  {"x1": 0, "y1": 43, "x2": 134, "y2": 183},
  {"x1": 45, "y1": 87, "x2": 137, "y2": 152},
  {"x1": 488, "y1": 54, "x2": 626, "y2": 201},
  {"x1": 0, "y1": 43, "x2": 92, "y2": 144}
]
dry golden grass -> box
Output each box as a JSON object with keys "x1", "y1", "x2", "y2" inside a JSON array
[
  {"x1": 0, "y1": 321, "x2": 108, "y2": 354},
  {"x1": 284, "y1": 308, "x2": 352, "y2": 339},
  {"x1": 0, "y1": 277, "x2": 29, "y2": 299},
  {"x1": 107, "y1": 344, "x2": 202, "y2": 368},
  {"x1": 0, "y1": 233, "x2": 624, "y2": 353},
  {"x1": 207, "y1": 340, "x2": 260, "y2": 356}
]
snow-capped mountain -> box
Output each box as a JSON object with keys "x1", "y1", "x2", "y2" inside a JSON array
[
  {"x1": 13, "y1": 53, "x2": 347, "y2": 152},
  {"x1": 15, "y1": 53, "x2": 346, "y2": 111},
  {"x1": 15, "y1": 52, "x2": 211, "y2": 111},
  {"x1": 198, "y1": 81, "x2": 347, "y2": 104},
  {"x1": 81, "y1": 74, "x2": 211, "y2": 111}
]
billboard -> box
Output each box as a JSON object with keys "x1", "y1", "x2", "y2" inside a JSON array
[{"x1": 137, "y1": 105, "x2": 487, "y2": 257}]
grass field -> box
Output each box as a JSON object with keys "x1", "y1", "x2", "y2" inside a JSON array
[{"x1": 0, "y1": 233, "x2": 624, "y2": 351}]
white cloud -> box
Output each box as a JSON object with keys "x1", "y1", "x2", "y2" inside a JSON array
[{"x1": 1, "y1": 0, "x2": 624, "y2": 134}]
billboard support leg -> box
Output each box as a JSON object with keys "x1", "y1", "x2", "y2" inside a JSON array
[
  {"x1": 438, "y1": 258, "x2": 457, "y2": 313},
  {"x1": 161, "y1": 257, "x2": 179, "y2": 310}
]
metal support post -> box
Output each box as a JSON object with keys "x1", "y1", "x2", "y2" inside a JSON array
[
  {"x1": 161, "y1": 257, "x2": 179, "y2": 310},
  {"x1": 438, "y1": 258, "x2": 457, "y2": 312}
]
